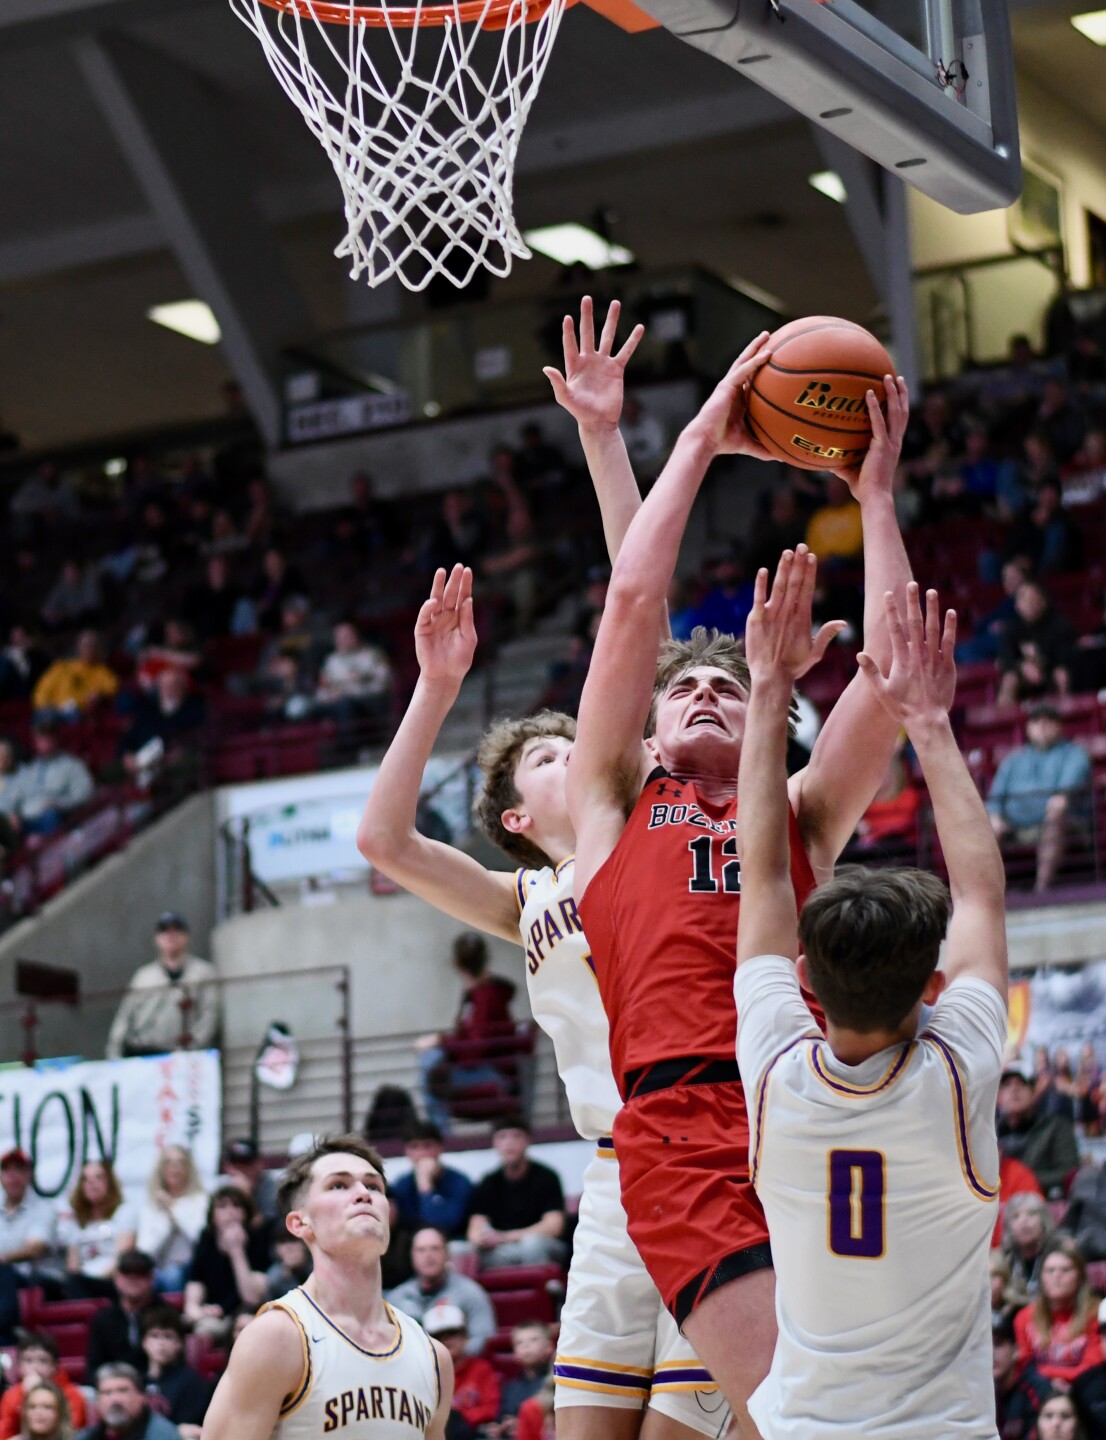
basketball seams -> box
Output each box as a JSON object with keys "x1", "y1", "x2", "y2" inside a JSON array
[
  {"x1": 763, "y1": 362, "x2": 887, "y2": 383},
  {"x1": 748, "y1": 382, "x2": 872, "y2": 436}
]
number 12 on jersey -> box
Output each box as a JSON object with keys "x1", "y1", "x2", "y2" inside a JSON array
[{"x1": 827, "y1": 1149, "x2": 886, "y2": 1259}]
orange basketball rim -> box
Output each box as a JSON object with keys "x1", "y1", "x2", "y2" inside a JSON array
[{"x1": 255, "y1": 0, "x2": 576, "y2": 27}]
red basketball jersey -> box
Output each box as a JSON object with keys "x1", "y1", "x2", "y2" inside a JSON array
[{"x1": 579, "y1": 767, "x2": 817, "y2": 1086}]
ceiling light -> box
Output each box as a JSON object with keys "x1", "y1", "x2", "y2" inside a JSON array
[
  {"x1": 728, "y1": 277, "x2": 787, "y2": 312},
  {"x1": 1072, "y1": 10, "x2": 1106, "y2": 43},
  {"x1": 809, "y1": 170, "x2": 848, "y2": 204},
  {"x1": 522, "y1": 223, "x2": 634, "y2": 269},
  {"x1": 147, "y1": 300, "x2": 222, "y2": 345}
]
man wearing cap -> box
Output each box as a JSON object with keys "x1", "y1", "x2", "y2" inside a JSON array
[
  {"x1": 105, "y1": 914, "x2": 220, "y2": 1060},
  {"x1": 993, "y1": 1309, "x2": 1051, "y2": 1439},
  {"x1": 385, "y1": 1227, "x2": 495, "y2": 1357},
  {"x1": 998, "y1": 1065, "x2": 1081, "y2": 1198},
  {"x1": 422, "y1": 1304, "x2": 500, "y2": 1436},
  {"x1": 218, "y1": 1139, "x2": 278, "y2": 1224},
  {"x1": 0, "y1": 1149, "x2": 55, "y2": 1281},
  {"x1": 986, "y1": 702, "x2": 1092, "y2": 892},
  {"x1": 86, "y1": 1249, "x2": 158, "y2": 1376}
]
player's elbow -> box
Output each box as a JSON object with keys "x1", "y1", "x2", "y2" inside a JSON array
[
  {"x1": 605, "y1": 568, "x2": 660, "y2": 623},
  {"x1": 356, "y1": 815, "x2": 406, "y2": 868}
]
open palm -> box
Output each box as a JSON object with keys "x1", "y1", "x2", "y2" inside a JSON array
[
  {"x1": 415, "y1": 565, "x2": 478, "y2": 685},
  {"x1": 544, "y1": 295, "x2": 644, "y2": 430}
]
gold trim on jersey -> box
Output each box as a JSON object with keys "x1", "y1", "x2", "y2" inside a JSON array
[
  {"x1": 925, "y1": 1033, "x2": 1000, "y2": 1202},
  {"x1": 258, "y1": 1297, "x2": 313, "y2": 1417},
  {"x1": 807, "y1": 1041, "x2": 913, "y2": 1097},
  {"x1": 298, "y1": 1290, "x2": 405, "y2": 1360}
]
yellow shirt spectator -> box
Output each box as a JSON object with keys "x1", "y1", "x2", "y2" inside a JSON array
[
  {"x1": 804, "y1": 476, "x2": 863, "y2": 561},
  {"x1": 33, "y1": 630, "x2": 119, "y2": 716}
]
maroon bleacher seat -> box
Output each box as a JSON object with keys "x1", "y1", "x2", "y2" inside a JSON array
[{"x1": 479, "y1": 1263, "x2": 564, "y2": 1328}]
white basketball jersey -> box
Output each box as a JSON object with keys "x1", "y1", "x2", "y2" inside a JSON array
[
  {"x1": 517, "y1": 859, "x2": 622, "y2": 1140},
  {"x1": 267, "y1": 1287, "x2": 441, "y2": 1440},
  {"x1": 736, "y1": 958, "x2": 1006, "y2": 1440}
]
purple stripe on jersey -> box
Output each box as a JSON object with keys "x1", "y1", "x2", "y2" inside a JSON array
[
  {"x1": 653, "y1": 1367, "x2": 715, "y2": 1386},
  {"x1": 811, "y1": 1042, "x2": 911, "y2": 1096},
  {"x1": 553, "y1": 1364, "x2": 649, "y2": 1390},
  {"x1": 925, "y1": 1032, "x2": 999, "y2": 1200},
  {"x1": 751, "y1": 1033, "x2": 810, "y2": 1184}
]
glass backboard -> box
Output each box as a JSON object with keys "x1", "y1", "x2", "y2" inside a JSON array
[{"x1": 635, "y1": 0, "x2": 1021, "y2": 214}]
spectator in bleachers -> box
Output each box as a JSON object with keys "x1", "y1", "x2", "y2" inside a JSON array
[
  {"x1": 39, "y1": 561, "x2": 103, "y2": 634},
  {"x1": 493, "y1": 1322, "x2": 554, "y2": 1437},
  {"x1": 1005, "y1": 480, "x2": 1083, "y2": 577},
  {"x1": 1015, "y1": 1239, "x2": 1104, "y2": 1388},
  {"x1": 997, "y1": 581, "x2": 1077, "y2": 705},
  {"x1": 902, "y1": 391, "x2": 962, "y2": 484},
  {"x1": 264, "y1": 1235, "x2": 311, "y2": 1302},
  {"x1": 118, "y1": 670, "x2": 206, "y2": 795},
  {"x1": 515, "y1": 423, "x2": 566, "y2": 492},
  {"x1": 986, "y1": 703, "x2": 1092, "y2": 893},
  {"x1": 992, "y1": 1250, "x2": 1023, "y2": 1327},
  {"x1": 182, "y1": 1187, "x2": 268, "y2": 1343},
  {"x1": 465, "y1": 1117, "x2": 566, "y2": 1272},
  {"x1": 0, "y1": 1148, "x2": 56, "y2": 1287},
  {"x1": 241, "y1": 478, "x2": 278, "y2": 553},
  {"x1": 0, "y1": 624, "x2": 49, "y2": 702},
  {"x1": 105, "y1": 913, "x2": 220, "y2": 1060},
  {"x1": 85, "y1": 1249, "x2": 157, "y2": 1377},
  {"x1": 385, "y1": 1227, "x2": 495, "y2": 1356},
  {"x1": 1039, "y1": 1392, "x2": 1087, "y2": 1439},
  {"x1": 135, "y1": 1147, "x2": 208, "y2": 1294},
  {"x1": 682, "y1": 551, "x2": 755, "y2": 639},
  {"x1": 1076, "y1": 1045, "x2": 1103, "y2": 1133},
  {"x1": 201, "y1": 509, "x2": 247, "y2": 562},
  {"x1": 960, "y1": 423, "x2": 1025, "y2": 518},
  {"x1": 416, "y1": 933, "x2": 518, "y2": 1134},
  {"x1": 1020, "y1": 430, "x2": 1062, "y2": 498},
  {"x1": 1060, "y1": 1157, "x2": 1106, "y2": 1263},
  {"x1": 1063, "y1": 428, "x2": 1106, "y2": 504},
  {"x1": 10, "y1": 464, "x2": 82, "y2": 541},
  {"x1": 1037, "y1": 379, "x2": 1087, "y2": 466},
  {"x1": 423, "y1": 1303, "x2": 501, "y2": 1435},
  {"x1": 218, "y1": 1138, "x2": 278, "y2": 1224},
  {"x1": 17, "y1": 1382, "x2": 73, "y2": 1440},
  {"x1": 993, "y1": 1310, "x2": 1052, "y2": 1440},
  {"x1": 956, "y1": 556, "x2": 1033, "y2": 665},
  {"x1": 1001, "y1": 1061, "x2": 1082, "y2": 1199},
  {"x1": 995, "y1": 1152, "x2": 1045, "y2": 1249},
  {"x1": 57, "y1": 1159, "x2": 136, "y2": 1298},
  {"x1": 139, "y1": 1307, "x2": 211, "y2": 1439},
  {"x1": 32, "y1": 633, "x2": 118, "y2": 723},
  {"x1": 804, "y1": 474, "x2": 863, "y2": 566},
  {"x1": 0, "y1": 1334, "x2": 87, "y2": 1439},
  {"x1": 182, "y1": 556, "x2": 251, "y2": 643},
  {"x1": 76, "y1": 1364, "x2": 181, "y2": 1440},
  {"x1": 252, "y1": 549, "x2": 308, "y2": 634},
  {"x1": 312, "y1": 621, "x2": 393, "y2": 736},
  {"x1": 840, "y1": 732, "x2": 920, "y2": 863},
  {"x1": 512, "y1": 1376, "x2": 556, "y2": 1440},
  {"x1": 135, "y1": 623, "x2": 201, "y2": 695},
  {"x1": 248, "y1": 596, "x2": 327, "y2": 721},
  {"x1": 482, "y1": 463, "x2": 542, "y2": 635},
  {"x1": 1003, "y1": 1194, "x2": 1058, "y2": 1299},
  {"x1": 391, "y1": 1122, "x2": 473, "y2": 1241}
]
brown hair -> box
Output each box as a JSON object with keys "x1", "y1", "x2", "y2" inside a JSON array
[
  {"x1": 206, "y1": 1184, "x2": 257, "y2": 1229},
  {"x1": 276, "y1": 1134, "x2": 386, "y2": 1222},
  {"x1": 798, "y1": 866, "x2": 950, "y2": 1032},
  {"x1": 21, "y1": 1381, "x2": 71, "y2": 1440},
  {"x1": 648, "y1": 628, "x2": 797, "y2": 736},
  {"x1": 1031, "y1": 1237, "x2": 1098, "y2": 1344},
  {"x1": 69, "y1": 1160, "x2": 124, "y2": 1227},
  {"x1": 473, "y1": 711, "x2": 576, "y2": 868}
]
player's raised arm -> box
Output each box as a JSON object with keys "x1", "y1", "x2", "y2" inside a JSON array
[
  {"x1": 738, "y1": 549, "x2": 846, "y2": 966},
  {"x1": 790, "y1": 377, "x2": 917, "y2": 875},
  {"x1": 544, "y1": 295, "x2": 646, "y2": 565},
  {"x1": 858, "y1": 584, "x2": 1008, "y2": 1001},
  {"x1": 568, "y1": 335, "x2": 774, "y2": 892},
  {"x1": 356, "y1": 564, "x2": 521, "y2": 942},
  {"x1": 201, "y1": 1308, "x2": 304, "y2": 1440}
]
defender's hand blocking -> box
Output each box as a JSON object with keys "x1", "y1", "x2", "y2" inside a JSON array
[
  {"x1": 857, "y1": 583, "x2": 957, "y2": 725},
  {"x1": 414, "y1": 565, "x2": 477, "y2": 685},
  {"x1": 543, "y1": 296, "x2": 645, "y2": 433},
  {"x1": 838, "y1": 374, "x2": 910, "y2": 495},
  {"x1": 745, "y1": 546, "x2": 847, "y2": 685}
]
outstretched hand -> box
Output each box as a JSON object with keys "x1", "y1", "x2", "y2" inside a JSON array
[
  {"x1": 414, "y1": 565, "x2": 477, "y2": 686},
  {"x1": 838, "y1": 374, "x2": 910, "y2": 497},
  {"x1": 857, "y1": 583, "x2": 957, "y2": 724},
  {"x1": 543, "y1": 296, "x2": 645, "y2": 432},
  {"x1": 689, "y1": 333, "x2": 775, "y2": 461},
  {"x1": 745, "y1": 545, "x2": 846, "y2": 685}
]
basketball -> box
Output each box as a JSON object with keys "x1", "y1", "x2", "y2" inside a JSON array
[{"x1": 745, "y1": 316, "x2": 895, "y2": 471}]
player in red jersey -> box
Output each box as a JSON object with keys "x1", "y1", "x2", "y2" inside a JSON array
[{"x1": 566, "y1": 334, "x2": 913, "y2": 1439}]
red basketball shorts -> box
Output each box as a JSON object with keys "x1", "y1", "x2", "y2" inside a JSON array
[{"x1": 612, "y1": 1079, "x2": 771, "y2": 1327}]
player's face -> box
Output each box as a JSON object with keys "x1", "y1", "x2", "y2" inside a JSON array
[
  {"x1": 510, "y1": 735, "x2": 573, "y2": 833},
  {"x1": 652, "y1": 667, "x2": 748, "y2": 772},
  {"x1": 295, "y1": 1152, "x2": 390, "y2": 1258}
]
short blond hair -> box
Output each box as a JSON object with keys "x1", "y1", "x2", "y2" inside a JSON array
[
  {"x1": 649, "y1": 627, "x2": 797, "y2": 737},
  {"x1": 473, "y1": 711, "x2": 576, "y2": 868}
]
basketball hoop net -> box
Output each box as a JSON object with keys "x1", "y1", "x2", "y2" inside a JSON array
[{"x1": 229, "y1": 0, "x2": 575, "y2": 291}]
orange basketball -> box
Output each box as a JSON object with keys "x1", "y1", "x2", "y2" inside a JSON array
[{"x1": 745, "y1": 316, "x2": 894, "y2": 471}]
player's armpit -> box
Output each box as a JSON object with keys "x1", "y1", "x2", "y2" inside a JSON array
[{"x1": 202, "y1": 1309, "x2": 304, "y2": 1440}]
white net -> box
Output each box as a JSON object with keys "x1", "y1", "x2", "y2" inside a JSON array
[{"x1": 229, "y1": 0, "x2": 571, "y2": 291}]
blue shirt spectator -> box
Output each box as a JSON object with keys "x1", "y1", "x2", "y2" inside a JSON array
[
  {"x1": 390, "y1": 1122, "x2": 472, "y2": 1240},
  {"x1": 986, "y1": 715, "x2": 1091, "y2": 831}
]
